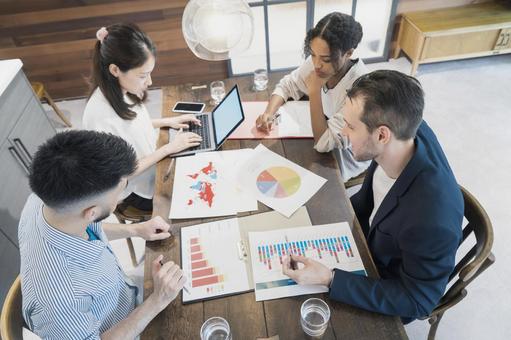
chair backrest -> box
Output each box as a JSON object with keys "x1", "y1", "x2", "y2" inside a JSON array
[
  {"x1": 429, "y1": 185, "x2": 495, "y2": 316},
  {"x1": 0, "y1": 276, "x2": 24, "y2": 340}
]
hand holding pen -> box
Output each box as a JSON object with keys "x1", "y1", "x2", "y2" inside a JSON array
[
  {"x1": 157, "y1": 255, "x2": 190, "y2": 295},
  {"x1": 256, "y1": 111, "x2": 280, "y2": 133},
  {"x1": 284, "y1": 235, "x2": 298, "y2": 270}
]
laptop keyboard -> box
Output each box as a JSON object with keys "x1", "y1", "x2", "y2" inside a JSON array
[{"x1": 187, "y1": 114, "x2": 212, "y2": 151}]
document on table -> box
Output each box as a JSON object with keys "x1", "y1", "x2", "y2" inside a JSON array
[
  {"x1": 181, "y1": 207, "x2": 313, "y2": 303},
  {"x1": 236, "y1": 144, "x2": 327, "y2": 217},
  {"x1": 248, "y1": 222, "x2": 367, "y2": 301},
  {"x1": 169, "y1": 149, "x2": 257, "y2": 219},
  {"x1": 228, "y1": 101, "x2": 313, "y2": 139}
]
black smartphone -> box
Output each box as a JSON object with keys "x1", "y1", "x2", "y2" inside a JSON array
[{"x1": 172, "y1": 102, "x2": 205, "y2": 114}]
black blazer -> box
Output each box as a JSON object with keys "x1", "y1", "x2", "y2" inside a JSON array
[{"x1": 329, "y1": 121, "x2": 463, "y2": 320}]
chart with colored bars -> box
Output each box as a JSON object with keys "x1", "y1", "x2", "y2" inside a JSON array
[
  {"x1": 189, "y1": 237, "x2": 225, "y2": 293},
  {"x1": 257, "y1": 235, "x2": 355, "y2": 271},
  {"x1": 181, "y1": 218, "x2": 251, "y2": 303},
  {"x1": 256, "y1": 166, "x2": 301, "y2": 198},
  {"x1": 248, "y1": 223, "x2": 366, "y2": 301}
]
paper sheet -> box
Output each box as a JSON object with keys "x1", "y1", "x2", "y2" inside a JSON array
[
  {"x1": 169, "y1": 150, "x2": 257, "y2": 219},
  {"x1": 236, "y1": 144, "x2": 327, "y2": 217},
  {"x1": 228, "y1": 101, "x2": 313, "y2": 139},
  {"x1": 248, "y1": 223, "x2": 366, "y2": 301},
  {"x1": 181, "y1": 219, "x2": 251, "y2": 303}
]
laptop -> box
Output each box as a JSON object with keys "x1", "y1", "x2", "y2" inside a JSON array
[{"x1": 169, "y1": 84, "x2": 245, "y2": 157}]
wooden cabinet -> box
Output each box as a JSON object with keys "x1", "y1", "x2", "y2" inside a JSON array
[
  {"x1": 494, "y1": 27, "x2": 511, "y2": 50},
  {"x1": 0, "y1": 66, "x2": 56, "y2": 307},
  {"x1": 394, "y1": 2, "x2": 511, "y2": 75}
]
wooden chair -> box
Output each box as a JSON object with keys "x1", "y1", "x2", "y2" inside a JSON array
[
  {"x1": 0, "y1": 276, "x2": 23, "y2": 340},
  {"x1": 420, "y1": 186, "x2": 495, "y2": 340},
  {"x1": 31, "y1": 82, "x2": 72, "y2": 127},
  {"x1": 344, "y1": 170, "x2": 367, "y2": 189},
  {"x1": 113, "y1": 204, "x2": 152, "y2": 267}
]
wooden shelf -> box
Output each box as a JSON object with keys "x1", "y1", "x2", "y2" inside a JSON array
[{"x1": 394, "y1": 2, "x2": 511, "y2": 74}]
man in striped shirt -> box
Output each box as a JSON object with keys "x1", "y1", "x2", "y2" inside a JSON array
[{"x1": 19, "y1": 130, "x2": 185, "y2": 339}]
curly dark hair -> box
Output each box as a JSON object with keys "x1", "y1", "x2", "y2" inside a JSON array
[{"x1": 304, "y1": 12, "x2": 363, "y2": 69}]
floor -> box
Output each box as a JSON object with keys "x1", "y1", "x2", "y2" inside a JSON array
[{"x1": 43, "y1": 54, "x2": 511, "y2": 340}]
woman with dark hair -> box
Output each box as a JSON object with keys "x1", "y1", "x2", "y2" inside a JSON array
[
  {"x1": 256, "y1": 12, "x2": 370, "y2": 181},
  {"x1": 83, "y1": 23, "x2": 202, "y2": 211}
]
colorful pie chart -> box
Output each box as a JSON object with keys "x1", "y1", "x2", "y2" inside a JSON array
[{"x1": 256, "y1": 166, "x2": 301, "y2": 198}]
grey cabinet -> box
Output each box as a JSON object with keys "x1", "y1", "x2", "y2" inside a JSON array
[
  {"x1": 0, "y1": 69, "x2": 56, "y2": 307},
  {"x1": 0, "y1": 231, "x2": 21, "y2": 308}
]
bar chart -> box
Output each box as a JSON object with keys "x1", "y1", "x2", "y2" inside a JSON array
[
  {"x1": 189, "y1": 236, "x2": 225, "y2": 290},
  {"x1": 181, "y1": 219, "x2": 251, "y2": 303},
  {"x1": 256, "y1": 235, "x2": 355, "y2": 271},
  {"x1": 249, "y1": 223, "x2": 366, "y2": 301}
]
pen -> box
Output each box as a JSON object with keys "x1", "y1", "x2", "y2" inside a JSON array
[
  {"x1": 256, "y1": 112, "x2": 280, "y2": 130},
  {"x1": 159, "y1": 259, "x2": 191, "y2": 294},
  {"x1": 271, "y1": 112, "x2": 281, "y2": 125},
  {"x1": 191, "y1": 84, "x2": 207, "y2": 90},
  {"x1": 163, "y1": 158, "x2": 175, "y2": 182},
  {"x1": 284, "y1": 235, "x2": 298, "y2": 270}
]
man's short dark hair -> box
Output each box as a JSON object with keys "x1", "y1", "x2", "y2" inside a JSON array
[
  {"x1": 29, "y1": 130, "x2": 137, "y2": 210},
  {"x1": 347, "y1": 70, "x2": 424, "y2": 140}
]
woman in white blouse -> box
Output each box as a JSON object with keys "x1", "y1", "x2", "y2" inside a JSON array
[
  {"x1": 256, "y1": 12, "x2": 370, "y2": 181},
  {"x1": 83, "y1": 23, "x2": 202, "y2": 211}
]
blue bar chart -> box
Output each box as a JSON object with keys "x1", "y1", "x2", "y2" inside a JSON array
[{"x1": 249, "y1": 223, "x2": 366, "y2": 301}]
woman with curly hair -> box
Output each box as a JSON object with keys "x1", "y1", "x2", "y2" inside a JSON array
[{"x1": 256, "y1": 12, "x2": 370, "y2": 181}]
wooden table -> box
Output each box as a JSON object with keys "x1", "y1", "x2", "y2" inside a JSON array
[{"x1": 142, "y1": 74, "x2": 408, "y2": 340}]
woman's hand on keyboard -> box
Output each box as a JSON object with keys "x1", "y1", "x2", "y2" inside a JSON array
[
  {"x1": 166, "y1": 129, "x2": 202, "y2": 154},
  {"x1": 165, "y1": 114, "x2": 201, "y2": 129}
]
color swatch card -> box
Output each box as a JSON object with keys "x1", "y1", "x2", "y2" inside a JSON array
[
  {"x1": 228, "y1": 101, "x2": 313, "y2": 139},
  {"x1": 248, "y1": 222, "x2": 366, "y2": 301},
  {"x1": 169, "y1": 150, "x2": 257, "y2": 219},
  {"x1": 236, "y1": 144, "x2": 327, "y2": 217},
  {"x1": 181, "y1": 218, "x2": 251, "y2": 303}
]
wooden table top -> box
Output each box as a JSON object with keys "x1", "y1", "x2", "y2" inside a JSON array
[{"x1": 141, "y1": 73, "x2": 407, "y2": 340}]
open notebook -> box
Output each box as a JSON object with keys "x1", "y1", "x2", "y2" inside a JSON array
[{"x1": 181, "y1": 207, "x2": 366, "y2": 303}]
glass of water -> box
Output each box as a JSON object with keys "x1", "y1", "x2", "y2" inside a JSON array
[
  {"x1": 253, "y1": 68, "x2": 268, "y2": 91},
  {"x1": 200, "y1": 316, "x2": 232, "y2": 340},
  {"x1": 300, "y1": 298, "x2": 330, "y2": 338},
  {"x1": 210, "y1": 81, "x2": 226, "y2": 105}
]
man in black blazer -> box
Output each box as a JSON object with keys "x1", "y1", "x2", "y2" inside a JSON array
[{"x1": 282, "y1": 70, "x2": 463, "y2": 323}]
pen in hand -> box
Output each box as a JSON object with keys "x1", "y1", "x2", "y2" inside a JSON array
[
  {"x1": 257, "y1": 112, "x2": 280, "y2": 130},
  {"x1": 159, "y1": 259, "x2": 190, "y2": 294},
  {"x1": 284, "y1": 235, "x2": 298, "y2": 270},
  {"x1": 163, "y1": 158, "x2": 175, "y2": 182}
]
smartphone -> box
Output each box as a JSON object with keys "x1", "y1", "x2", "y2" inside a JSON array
[{"x1": 172, "y1": 102, "x2": 205, "y2": 114}]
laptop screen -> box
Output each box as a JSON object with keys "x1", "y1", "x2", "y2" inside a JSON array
[{"x1": 212, "y1": 85, "x2": 245, "y2": 147}]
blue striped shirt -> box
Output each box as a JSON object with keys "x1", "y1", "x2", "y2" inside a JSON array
[{"x1": 18, "y1": 194, "x2": 138, "y2": 339}]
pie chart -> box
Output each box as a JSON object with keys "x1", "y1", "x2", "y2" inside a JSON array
[{"x1": 256, "y1": 166, "x2": 301, "y2": 198}]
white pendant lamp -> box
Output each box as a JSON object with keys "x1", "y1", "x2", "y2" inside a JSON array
[{"x1": 182, "y1": 0, "x2": 254, "y2": 61}]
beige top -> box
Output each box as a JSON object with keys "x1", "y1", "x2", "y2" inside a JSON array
[
  {"x1": 272, "y1": 57, "x2": 370, "y2": 180},
  {"x1": 82, "y1": 88, "x2": 157, "y2": 199}
]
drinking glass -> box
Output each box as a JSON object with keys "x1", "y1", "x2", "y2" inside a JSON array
[
  {"x1": 300, "y1": 298, "x2": 330, "y2": 338},
  {"x1": 253, "y1": 68, "x2": 268, "y2": 91},
  {"x1": 210, "y1": 81, "x2": 226, "y2": 105},
  {"x1": 200, "y1": 316, "x2": 232, "y2": 340}
]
